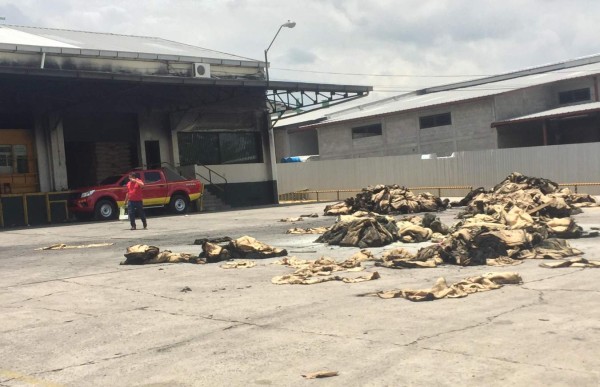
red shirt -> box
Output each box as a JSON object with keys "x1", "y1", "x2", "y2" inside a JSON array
[{"x1": 127, "y1": 180, "x2": 143, "y2": 201}]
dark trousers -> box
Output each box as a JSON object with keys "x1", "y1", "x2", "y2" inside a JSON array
[{"x1": 127, "y1": 200, "x2": 147, "y2": 228}]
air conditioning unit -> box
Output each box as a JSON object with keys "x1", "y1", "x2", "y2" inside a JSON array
[{"x1": 193, "y1": 63, "x2": 211, "y2": 78}]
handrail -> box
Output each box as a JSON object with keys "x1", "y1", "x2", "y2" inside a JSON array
[
  {"x1": 160, "y1": 161, "x2": 227, "y2": 193},
  {"x1": 194, "y1": 164, "x2": 228, "y2": 186}
]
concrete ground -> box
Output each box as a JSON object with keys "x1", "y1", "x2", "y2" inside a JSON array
[{"x1": 1, "y1": 203, "x2": 599, "y2": 387}]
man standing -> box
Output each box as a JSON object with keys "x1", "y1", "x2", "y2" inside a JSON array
[{"x1": 125, "y1": 172, "x2": 147, "y2": 230}]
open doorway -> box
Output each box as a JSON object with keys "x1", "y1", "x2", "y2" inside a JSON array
[{"x1": 145, "y1": 140, "x2": 161, "y2": 169}]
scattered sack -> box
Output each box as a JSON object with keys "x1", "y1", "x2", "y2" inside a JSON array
[
  {"x1": 324, "y1": 184, "x2": 448, "y2": 216},
  {"x1": 272, "y1": 271, "x2": 380, "y2": 285},
  {"x1": 376, "y1": 272, "x2": 522, "y2": 302},
  {"x1": 286, "y1": 226, "x2": 330, "y2": 234},
  {"x1": 375, "y1": 247, "x2": 442, "y2": 269},
  {"x1": 273, "y1": 254, "x2": 380, "y2": 285},
  {"x1": 193, "y1": 236, "x2": 232, "y2": 245},
  {"x1": 200, "y1": 236, "x2": 287, "y2": 263},
  {"x1": 121, "y1": 244, "x2": 202, "y2": 265},
  {"x1": 316, "y1": 213, "x2": 397, "y2": 248},
  {"x1": 486, "y1": 257, "x2": 523, "y2": 266},
  {"x1": 539, "y1": 257, "x2": 600, "y2": 268},
  {"x1": 220, "y1": 260, "x2": 256, "y2": 269},
  {"x1": 37, "y1": 242, "x2": 114, "y2": 250},
  {"x1": 280, "y1": 217, "x2": 304, "y2": 222},
  {"x1": 302, "y1": 370, "x2": 339, "y2": 379},
  {"x1": 515, "y1": 238, "x2": 583, "y2": 260}
]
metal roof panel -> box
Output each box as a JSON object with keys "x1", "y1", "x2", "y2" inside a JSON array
[
  {"x1": 1, "y1": 25, "x2": 261, "y2": 64},
  {"x1": 492, "y1": 101, "x2": 600, "y2": 126},
  {"x1": 304, "y1": 61, "x2": 600, "y2": 127}
]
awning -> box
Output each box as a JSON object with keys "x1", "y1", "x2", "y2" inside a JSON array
[
  {"x1": 0, "y1": 65, "x2": 371, "y2": 119},
  {"x1": 492, "y1": 101, "x2": 600, "y2": 127}
]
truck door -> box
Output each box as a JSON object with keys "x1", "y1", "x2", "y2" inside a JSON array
[{"x1": 142, "y1": 171, "x2": 169, "y2": 206}]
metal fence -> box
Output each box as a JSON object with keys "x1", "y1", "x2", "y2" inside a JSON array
[
  {"x1": 0, "y1": 191, "x2": 72, "y2": 228},
  {"x1": 277, "y1": 142, "x2": 600, "y2": 196},
  {"x1": 279, "y1": 186, "x2": 473, "y2": 203}
]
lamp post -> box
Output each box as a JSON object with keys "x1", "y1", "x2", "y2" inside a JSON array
[
  {"x1": 264, "y1": 20, "x2": 296, "y2": 86},
  {"x1": 264, "y1": 20, "x2": 295, "y2": 204}
]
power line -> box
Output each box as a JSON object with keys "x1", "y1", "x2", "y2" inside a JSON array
[
  {"x1": 271, "y1": 66, "x2": 600, "y2": 78},
  {"x1": 271, "y1": 67, "x2": 489, "y2": 78}
]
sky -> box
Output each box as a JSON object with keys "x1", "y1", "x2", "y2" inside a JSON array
[{"x1": 1, "y1": 0, "x2": 600, "y2": 98}]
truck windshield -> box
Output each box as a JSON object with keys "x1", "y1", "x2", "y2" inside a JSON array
[{"x1": 99, "y1": 175, "x2": 123, "y2": 185}]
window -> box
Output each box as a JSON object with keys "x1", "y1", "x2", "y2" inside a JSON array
[
  {"x1": 178, "y1": 131, "x2": 262, "y2": 165},
  {"x1": 144, "y1": 171, "x2": 162, "y2": 184},
  {"x1": 352, "y1": 124, "x2": 382, "y2": 139},
  {"x1": 559, "y1": 88, "x2": 591, "y2": 104},
  {"x1": 14, "y1": 145, "x2": 28, "y2": 173},
  {"x1": 419, "y1": 112, "x2": 451, "y2": 129},
  {"x1": 0, "y1": 144, "x2": 28, "y2": 174},
  {"x1": 0, "y1": 146, "x2": 12, "y2": 170}
]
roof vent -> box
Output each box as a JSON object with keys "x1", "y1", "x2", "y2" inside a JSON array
[{"x1": 193, "y1": 63, "x2": 211, "y2": 78}]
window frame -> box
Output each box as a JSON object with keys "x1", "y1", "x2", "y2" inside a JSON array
[
  {"x1": 0, "y1": 144, "x2": 29, "y2": 174},
  {"x1": 143, "y1": 171, "x2": 163, "y2": 184},
  {"x1": 177, "y1": 130, "x2": 263, "y2": 166},
  {"x1": 351, "y1": 123, "x2": 382, "y2": 139},
  {"x1": 558, "y1": 88, "x2": 591, "y2": 105},
  {"x1": 419, "y1": 112, "x2": 452, "y2": 129}
]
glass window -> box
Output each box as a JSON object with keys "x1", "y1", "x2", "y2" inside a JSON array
[
  {"x1": 178, "y1": 131, "x2": 262, "y2": 165},
  {"x1": 14, "y1": 145, "x2": 28, "y2": 173},
  {"x1": 558, "y1": 88, "x2": 590, "y2": 104},
  {"x1": 419, "y1": 112, "x2": 452, "y2": 129},
  {"x1": 352, "y1": 124, "x2": 382, "y2": 139},
  {"x1": 178, "y1": 132, "x2": 220, "y2": 165},
  {"x1": 144, "y1": 171, "x2": 162, "y2": 183},
  {"x1": 0, "y1": 145, "x2": 14, "y2": 174},
  {"x1": 219, "y1": 132, "x2": 261, "y2": 164}
]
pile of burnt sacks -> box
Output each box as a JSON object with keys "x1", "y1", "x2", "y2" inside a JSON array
[{"x1": 316, "y1": 172, "x2": 597, "y2": 266}]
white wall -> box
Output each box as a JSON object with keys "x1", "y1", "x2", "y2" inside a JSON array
[
  {"x1": 193, "y1": 163, "x2": 270, "y2": 184},
  {"x1": 278, "y1": 142, "x2": 600, "y2": 195}
]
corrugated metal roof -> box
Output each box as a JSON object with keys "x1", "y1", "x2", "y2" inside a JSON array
[
  {"x1": 492, "y1": 101, "x2": 600, "y2": 126},
  {"x1": 274, "y1": 92, "x2": 388, "y2": 127},
  {"x1": 0, "y1": 25, "x2": 261, "y2": 65},
  {"x1": 277, "y1": 56, "x2": 600, "y2": 129}
]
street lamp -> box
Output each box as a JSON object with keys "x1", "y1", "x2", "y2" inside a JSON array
[
  {"x1": 264, "y1": 20, "x2": 296, "y2": 86},
  {"x1": 263, "y1": 20, "x2": 296, "y2": 204}
]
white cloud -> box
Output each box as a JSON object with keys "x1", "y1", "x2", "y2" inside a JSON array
[{"x1": 1, "y1": 0, "x2": 600, "y2": 93}]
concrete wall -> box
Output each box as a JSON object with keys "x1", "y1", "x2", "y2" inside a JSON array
[
  {"x1": 317, "y1": 98, "x2": 497, "y2": 160},
  {"x1": 305, "y1": 76, "x2": 600, "y2": 162},
  {"x1": 277, "y1": 142, "x2": 600, "y2": 195},
  {"x1": 274, "y1": 129, "x2": 290, "y2": 161},
  {"x1": 289, "y1": 129, "x2": 318, "y2": 157},
  {"x1": 138, "y1": 112, "x2": 173, "y2": 167}
]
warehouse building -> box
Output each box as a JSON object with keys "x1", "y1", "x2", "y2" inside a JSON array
[
  {"x1": 0, "y1": 25, "x2": 370, "y2": 226},
  {"x1": 275, "y1": 54, "x2": 600, "y2": 161}
]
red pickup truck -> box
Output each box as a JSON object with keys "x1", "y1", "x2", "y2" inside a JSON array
[{"x1": 69, "y1": 168, "x2": 203, "y2": 220}]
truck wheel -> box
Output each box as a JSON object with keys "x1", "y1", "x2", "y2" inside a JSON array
[
  {"x1": 169, "y1": 194, "x2": 189, "y2": 214},
  {"x1": 95, "y1": 199, "x2": 117, "y2": 220}
]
